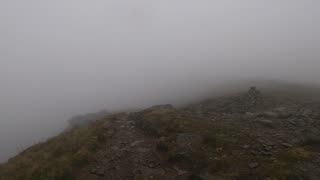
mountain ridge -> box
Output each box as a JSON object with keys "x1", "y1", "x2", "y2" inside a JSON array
[{"x1": 1, "y1": 85, "x2": 320, "y2": 179}]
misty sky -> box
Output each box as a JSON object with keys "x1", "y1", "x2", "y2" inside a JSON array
[{"x1": 0, "y1": 0, "x2": 319, "y2": 162}]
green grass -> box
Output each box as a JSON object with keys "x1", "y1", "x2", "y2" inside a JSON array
[
  {"x1": 0, "y1": 117, "x2": 112, "y2": 180},
  {"x1": 134, "y1": 106, "x2": 185, "y2": 137}
]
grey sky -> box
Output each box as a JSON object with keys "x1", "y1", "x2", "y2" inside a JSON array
[{"x1": 0, "y1": 0, "x2": 319, "y2": 162}]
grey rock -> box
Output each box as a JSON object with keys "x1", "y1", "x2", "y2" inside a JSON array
[
  {"x1": 136, "y1": 147, "x2": 150, "y2": 153},
  {"x1": 309, "y1": 127, "x2": 320, "y2": 135},
  {"x1": 250, "y1": 150, "x2": 259, "y2": 155},
  {"x1": 257, "y1": 112, "x2": 278, "y2": 118},
  {"x1": 141, "y1": 168, "x2": 166, "y2": 178},
  {"x1": 270, "y1": 157, "x2": 278, "y2": 163},
  {"x1": 131, "y1": 140, "x2": 143, "y2": 147},
  {"x1": 261, "y1": 151, "x2": 273, "y2": 156},
  {"x1": 302, "y1": 109, "x2": 313, "y2": 117},
  {"x1": 298, "y1": 167, "x2": 308, "y2": 172},
  {"x1": 111, "y1": 146, "x2": 120, "y2": 151},
  {"x1": 263, "y1": 145, "x2": 273, "y2": 151},
  {"x1": 256, "y1": 119, "x2": 275, "y2": 128},
  {"x1": 248, "y1": 162, "x2": 259, "y2": 169},
  {"x1": 288, "y1": 120, "x2": 297, "y2": 126},
  {"x1": 173, "y1": 166, "x2": 188, "y2": 176},
  {"x1": 257, "y1": 139, "x2": 265, "y2": 144},
  {"x1": 200, "y1": 173, "x2": 225, "y2": 180},
  {"x1": 245, "y1": 112, "x2": 256, "y2": 118},
  {"x1": 281, "y1": 143, "x2": 293, "y2": 148},
  {"x1": 90, "y1": 169, "x2": 105, "y2": 176},
  {"x1": 176, "y1": 133, "x2": 203, "y2": 148},
  {"x1": 274, "y1": 107, "x2": 288, "y2": 112},
  {"x1": 265, "y1": 141, "x2": 276, "y2": 146}
]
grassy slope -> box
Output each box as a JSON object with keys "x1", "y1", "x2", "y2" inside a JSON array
[{"x1": 0, "y1": 116, "x2": 111, "y2": 180}]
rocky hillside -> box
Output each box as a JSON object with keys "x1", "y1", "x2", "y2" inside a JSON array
[{"x1": 1, "y1": 87, "x2": 320, "y2": 180}]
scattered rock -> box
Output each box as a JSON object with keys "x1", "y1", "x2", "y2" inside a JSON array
[
  {"x1": 257, "y1": 139, "x2": 266, "y2": 144},
  {"x1": 176, "y1": 133, "x2": 203, "y2": 148},
  {"x1": 148, "y1": 163, "x2": 155, "y2": 168},
  {"x1": 281, "y1": 143, "x2": 293, "y2": 148},
  {"x1": 173, "y1": 166, "x2": 188, "y2": 176},
  {"x1": 261, "y1": 151, "x2": 273, "y2": 156},
  {"x1": 288, "y1": 120, "x2": 297, "y2": 126},
  {"x1": 245, "y1": 112, "x2": 256, "y2": 118},
  {"x1": 111, "y1": 146, "x2": 120, "y2": 151},
  {"x1": 263, "y1": 145, "x2": 273, "y2": 151},
  {"x1": 248, "y1": 162, "x2": 260, "y2": 169},
  {"x1": 298, "y1": 167, "x2": 308, "y2": 172},
  {"x1": 274, "y1": 107, "x2": 288, "y2": 112},
  {"x1": 270, "y1": 157, "x2": 278, "y2": 163},
  {"x1": 90, "y1": 169, "x2": 105, "y2": 176},
  {"x1": 137, "y1": 147, "x2": 150, "y2": 153},
  {"x1": 257, "y1": 112, "x2": 278, "y2": 119},
  {"x1": 141, "y1": 168, "x2": 166, "y2": 178},
  {"x1": 309, "y1": 127, "x2": 320, "y2": 135},
  {"x1": 256, "y1": 119, "x2": 275, "y2": 128},
  {"x1": 265, "y1": 141, "x2": 276, "y2": 146},
  {"x1": 302, "y1": 109, "x2": 313, "y2": 117},
  {"x1": 131, "y1": 140, "x2": 143, "y2": 147}
]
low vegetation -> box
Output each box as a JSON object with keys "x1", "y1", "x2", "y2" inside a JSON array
[
  {"x1": 131, "y1": 100, "x2": 320, "y2": 178},
  {"x1": 0, "y1": 117, "x2": 111, "y2": 180},
  {"x1": 1, "y1": 87, "x2": 320, "y2": 179}
]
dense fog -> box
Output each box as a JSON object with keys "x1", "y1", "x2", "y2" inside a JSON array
[{"x1": 0, "y1": 0, "x2": 319, "y2": 162}]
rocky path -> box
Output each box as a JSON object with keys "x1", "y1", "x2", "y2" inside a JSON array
[
  {"x1": 77, "y1": 92, "x2": 320, "y2": 179},
  {"x1": 77, "y1": 114, "x2": 178, "y2": 180}
]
